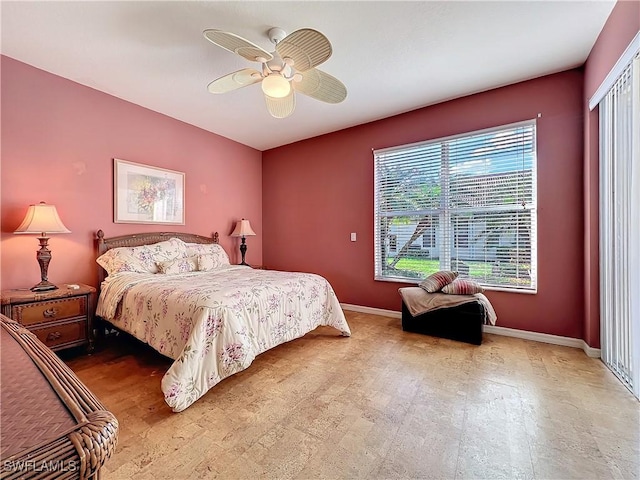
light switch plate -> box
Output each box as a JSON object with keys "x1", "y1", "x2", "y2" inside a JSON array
[{"x1": 350, "y1": 232, "x2": 357, "y2": 242}]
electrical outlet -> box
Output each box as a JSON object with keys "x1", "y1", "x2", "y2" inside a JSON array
[{"x1": 350, "y1": 232, "x2": 357, "y2": 242}]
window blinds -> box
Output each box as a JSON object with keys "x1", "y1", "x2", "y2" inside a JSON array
[
  {"x1": 374, "y1": 120, "x2": 537, "y2": 291},
  {"x1": 599, "y1": 53, "x2": 640, "y2": 398}
]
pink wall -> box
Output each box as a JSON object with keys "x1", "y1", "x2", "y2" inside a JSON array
[
  {"x1": 1, "y1": 56, "x2": 262, "y2": 291},
  {"x1": 263, "y1": 70, "x2": 585, "y2": 339},
  {"x1": 582, "y1": 1, "x2": 640, "y2": 348},
  {"x1": 5, "y1": 1, "x2": 633, "y2": 346}
]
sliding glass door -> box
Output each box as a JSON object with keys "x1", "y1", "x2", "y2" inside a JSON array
[{"x1": 599, "y1": 53, "x2": 640, "y2": 400}]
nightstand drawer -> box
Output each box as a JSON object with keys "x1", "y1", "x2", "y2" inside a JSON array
[
  {"x1": 32, "y1": 320, "x2": 87, "y2": 348},
  {"x1": 12, "y1": 296, "x2": 87, "y2": 326}
]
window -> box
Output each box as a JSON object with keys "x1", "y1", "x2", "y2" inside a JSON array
[
  {"x1": 422, "y1": 227, "x2": 436, "y2": 249},
  {"x1": 453, "y1": 217, "x2": 470, "y2": 248},
  {"x1": 374, "y1": 120, "x2": 537, "y2": 291},
  {"x1": 388, "y1": 234, "x2": 397, "y2": 253}
]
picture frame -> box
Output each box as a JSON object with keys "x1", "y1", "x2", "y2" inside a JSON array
[{"x1": 114, "y1": 158, "x2": 185, "y2": 225}]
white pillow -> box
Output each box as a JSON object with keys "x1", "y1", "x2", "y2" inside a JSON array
[
  {"x1": 157, "y1": 256, "x2": 198, "y2": 274},
  {"x1": 146, "y1": 238, "x2": 189, "y2": 273},
  {"x1": 197, "y1": 254, "x2": 224, "y2": 272},
  {"x1": 186, "y1": 243, "x2": 230, "y2": 267},
  {"x1": 97, "y1": 238, "x2": 188, "y2": 276},
  {"x1": 96, "y1": 246, "x2": 154, "y2": 275}
]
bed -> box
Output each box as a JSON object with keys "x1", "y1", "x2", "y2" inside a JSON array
[
  {"x1": 1, "y1": 314, "x2": 118, "y2": 479},
  {"x1": 94, "y1": 230, "x2": 351, "y2": 412}
]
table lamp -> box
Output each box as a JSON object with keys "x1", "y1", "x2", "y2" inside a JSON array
[
  {"x1": 14, "y1": 202, "x2": 71, "y2": 291},
  {"x1": 231, "y1": 218, "x2": 256, "y2": 266}
]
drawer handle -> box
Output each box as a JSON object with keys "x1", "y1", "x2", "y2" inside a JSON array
[
  {"x1": 43, "y1": 308, "x2": 59, "y2": 318},
  {"x1": 46, "y1": 331, "x2": 62, "y2": 342}
]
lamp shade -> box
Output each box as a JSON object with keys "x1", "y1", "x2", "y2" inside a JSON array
[
  {"x1": 231, "y1": 219, "x2": 256, "y2": 237},
  {"x1": 14, "y1": 202, "x2": 71, "y2": 235},
  {"x1": 261, "y1": 74, "x2": 291, "y2": 98}
]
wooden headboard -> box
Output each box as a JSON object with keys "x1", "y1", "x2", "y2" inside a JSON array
[{"x1": 95, "y1": 229, "x2": 219, "y2": 286}]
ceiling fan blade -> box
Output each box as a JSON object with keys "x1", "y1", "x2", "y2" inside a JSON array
[
  {"x1": 276, "y1": 29, "x2": 332, "y2": 72},
  {"x1": 207, "y1": 68, "x2": 262, "y2": 94},
  {"x1": 294, "y1": 68, "x2": 347, "y2": 104},
  {"x1": 203, "y1": 29, "x2": 273, "y2": 62},
  {"x1": 264, "y1": 90, "x2": 295, "y2": 118}
]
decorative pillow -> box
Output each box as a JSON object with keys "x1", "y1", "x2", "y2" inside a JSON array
[
  {"x1": 186, "y1": 243, "x2": 230, "y2": 267},
  {"x1": 97, "y1": 238, "x2": 188, "y2": 276},
  {"x1": 146, "y1": 238, "x2": 189, "y2": 273},
  {"x1": 197, "y1": 254, "x2": 225, "y2": 272},
  {"x1": 419, "y1": 271, "x2": 458, "y2": 293},
  {"x1": 441, "y1": 278, "x2": 484, "y2": 295},
  {"x1": 129, "y1": 243, "x2": 176, "y2": 271},
  {"x1": 96, "y1": 247, "x2": 153, "y2": 276},
  {"x1": 157, "y1": 257, "x2": 198, "y2": 275}
]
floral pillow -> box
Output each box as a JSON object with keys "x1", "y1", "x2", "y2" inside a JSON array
[
  {"x1": 197, "y1": 254, "x2": 225, "y2": 272},
  {"x1": 186, "y1": 243, "x2": 230, "y2": 267},
  {"x1": 97, "y1": 238, "x2": 188, "y2": 276},
  {"x1": 96, "y1": 247, "x2": 152, "y2": 276},
  {"x1": 146, "y1": 238, "x2": 189, "y2": 271},
  {"x1": 441, "y1": 278, "x2": 484, "y2": 295},
  {"x1": 157, "y1": 257, "x2": 198, "y2": 275},
  {"x1": 419, "y1": 271, "x2": 458, "y2": 293}
]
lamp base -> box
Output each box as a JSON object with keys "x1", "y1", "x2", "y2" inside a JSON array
[
  {"x1": 31, "y1": 280, "x2": 58, "y2": 292},
  {"x1": 239, "y1": 237, "x2": 249, "y2": 266}
]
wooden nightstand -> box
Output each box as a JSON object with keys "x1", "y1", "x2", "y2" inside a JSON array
[{"x1": 1, "y1": 284, "x2": 96, "y2": 353}]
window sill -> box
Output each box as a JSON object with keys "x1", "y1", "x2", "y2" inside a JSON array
[{"x1": 374, "y1": 276, "x2": 537, "y2": 294}]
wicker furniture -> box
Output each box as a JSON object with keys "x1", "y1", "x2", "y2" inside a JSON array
[
  {"x1": 0, "y1": 315, "x2": 118, "y2": 479},
  {"x1": 1, "y1": 284, "x2": 95, "y2": 352}
]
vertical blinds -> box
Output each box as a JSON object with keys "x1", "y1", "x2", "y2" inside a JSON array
[
  {"x1": 599, "y1": 53, "x2": 640, "y2": 398},
  {"x1": 374, "y1": 120, "x2": 537, "y2": 291}
]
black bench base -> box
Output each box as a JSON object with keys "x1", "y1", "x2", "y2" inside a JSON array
[{"x1": 401, "y1": 301, "x2": 484, "y2": 345}]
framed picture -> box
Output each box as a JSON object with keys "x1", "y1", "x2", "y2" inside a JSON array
[{"x1": 114, "y1": 159, "x2": 185, "y2": 225}]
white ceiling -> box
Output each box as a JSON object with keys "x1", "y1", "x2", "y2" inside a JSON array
[{"x1": 1, "y1": 1, "x2": 615, "y2": 151}]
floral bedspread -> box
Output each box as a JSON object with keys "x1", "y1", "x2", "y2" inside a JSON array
[{"x1": 96, "y1": 266, "x2": 351, "y2": 412}]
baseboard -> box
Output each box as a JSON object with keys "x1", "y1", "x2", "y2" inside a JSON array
[
  {"x1": 340, "y1": 303, "x2": 601, "y2": 358},
  {"x1": 580, "y1": 342, "x2": 602, "y2": 358},
  {"x1": 340, "y1": 303, "x2": 401, "y2": 319},
  {"x1": 483, "y1": 325, "x2": 601, "y2": 358}
]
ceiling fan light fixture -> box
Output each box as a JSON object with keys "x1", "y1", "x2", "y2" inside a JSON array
[
  {"x1": 205, "y1": 27, "x2": 347, "y2": 117},
  {"x1": 261, "y1": 74, "x2": 291, "y2": 98}
]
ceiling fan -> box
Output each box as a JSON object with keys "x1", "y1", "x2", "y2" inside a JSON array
[{"x1": 203, "y1": 27, "x2": 347, "y2": 118}]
